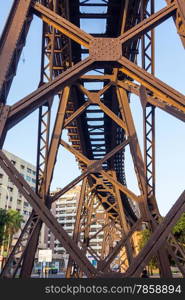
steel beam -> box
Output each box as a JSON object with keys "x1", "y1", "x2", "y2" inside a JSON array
[
  {"x1": 1, "y1": 0, "x2": 184, "y2": 279},
  {"x1": 119, "y1": 57, "x2": 185, "y2": 112},
  {"x1": 66, "y1": 178, "x2": 88, "y2": 278},
  {"x1": 59, "y1": 139, "x2": 141, "y2": 204},
  {"x1": 78, "y1": 85, "x2": 127, "y2": 131},
  {"x1": 0, "y1": 105, "x2": 10, "y2": 148},
  {"x1": 32, "y1": 2, "x2": 93, "y2": 48},
  {"x1": 0, "y1": 150, "x2": 97, "y2": 278},
  {"x1": 98, "y1": 219, "x2": 142, "y2": 273},
  {"x1": 0, "y1": 0, "x2": 33, "y2": 103},
  {"x1": 7, "y1": 57, "x2": 94, "y2": 129},
  {"x1": 176, "y1": 0, "x2": 185, "y2": 47},
  {"x1": 119, "y1": 2, "x2": 177, "y2": 45},
  {"x1": 52, "y1": 139, "x2": 132, "y2": 202},
  {"x1": 118, "y1": 80, "x2": 185, "y2": 122},
  {"x1": 0, "y1": 213, "x2": 40, "y2": 278},
  {"x1": 125, "y1": 190, "x2": 185, "y2": 277}
]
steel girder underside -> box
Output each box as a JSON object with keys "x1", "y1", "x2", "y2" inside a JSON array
[{"x1": 0, "y1": 0, "x2": 185, "y2": 278}]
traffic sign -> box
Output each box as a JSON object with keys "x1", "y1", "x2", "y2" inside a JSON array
[{"x1": 38, "y1": 249, "x2": 52, "y2": 262}]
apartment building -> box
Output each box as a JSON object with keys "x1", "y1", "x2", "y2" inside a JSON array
[
  {"x1": 0, "y1": 150, "x2": 36, "y2": 223},
  {"x1": 44, "y1": 185, "x2": 104, "y2": 269}
]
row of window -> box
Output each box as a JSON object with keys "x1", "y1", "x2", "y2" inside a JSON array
[
  {"x1": 56, "y1": 202, "x2": 77, "y2": 208},
  {"x1": 20, "y1": 173, "x2": 36, "y2": 183},
  {"x1": 16, "y1": 208, "x2": 31, "y2": 215},
  {"x1": 0, "y1": 185, "x2": 35, "y2": 194},
  {"x1": 0, "y1": 173, "x2": 36, "y2": 184},
  {"x1": 0, "y1": 194, "x2": 29, "y2": 206},
  {"x1": 56, "y1": 209, "x2": 76, "y2": 214},
  {"x1": 17, "y1": 199, "x2": 29, "y2": 207},
  {"x1": 12, "y1": 161, "x2": 36, "y2": 176}
]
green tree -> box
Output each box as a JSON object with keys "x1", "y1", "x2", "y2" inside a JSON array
[
  {"x1": 138, "y1": 228, "x2": 151, "y2": 250},
  {"x1": 138, "y1": 214, "x2": 185, "y2": 274},
  {"x1": 4, "y1": 210, "x2": 23, "y2": 255},
  {"x1": 0, "y1": 209, "x2": 9, "y2": 246},
  {"x1": 172, "y1": 213, "x2": 185, "y2": 245},
  {"x1": 138, "y1": 228, "x2": 158, "y2": 275}
]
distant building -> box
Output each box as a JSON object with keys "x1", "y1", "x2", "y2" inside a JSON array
[
  {"x1": 0, "y1": 149, "x2": 37, "y2": 253},
  {"x1": 0, "y1": 149, "x2": 36, "y2": 222},
  {"x1": 43, "y1": 185, "x2": 104, "y2": 270}
]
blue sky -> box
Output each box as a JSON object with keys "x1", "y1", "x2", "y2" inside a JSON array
[{"x1": 0, "y1": 0, "x2": 185, "y2": 216}]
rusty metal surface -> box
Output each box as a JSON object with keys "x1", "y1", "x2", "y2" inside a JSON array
[
  {"x1": 89, "y1": 38, "x2": 122, "y2": 61},
  {"x1": 0, "y1": 0, "x2": 33, "y2": 103},
  {"x1": 0, "y1": 0, "x2": 185, "y2": 278}
]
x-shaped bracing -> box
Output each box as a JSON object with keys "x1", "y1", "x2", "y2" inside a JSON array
[{"x1": 0, "y1": 0, "x2": 185, "y2": 278}]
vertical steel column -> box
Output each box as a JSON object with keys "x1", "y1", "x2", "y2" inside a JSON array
[
  {"x1": 0, "y1": 0, "x2": 33, "y2": 103},
  {"x1": 112, "y1": 171, "x2": 133, "y2": 265},
  {"x1": 66, "y1": 177, "x2": 87, "y2": 278},
  {"x1": 140, "y1": 0, "x2": 172, "y2": 278},
  {"x1": 20, "y1": 0, "x2": 56, "y2": 277},
  {"x1": 140, "y1": 0, "x2": 157, "y2": 214}
]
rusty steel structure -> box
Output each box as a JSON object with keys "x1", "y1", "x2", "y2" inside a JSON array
[{"x1": 0, "y1": 0, "x2": 185, "y2": 278}]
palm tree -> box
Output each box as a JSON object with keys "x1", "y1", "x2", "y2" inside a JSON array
[
  {"x1": 0, "y1": 209, "x2": 8, "y2": 247},
  {"x1": 5, "y1": 210, "x2": 23, "y2": 256}
]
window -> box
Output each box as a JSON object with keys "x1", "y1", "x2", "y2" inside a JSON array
[
  {"x1": 66, "y1": 223, "x2": 72, "y2": 227},
  {"x1": 90, "y1": 242, "x2": 97, "y2": 247},
  {"x1": 66, "y1": 203, "x2": 73, "y2": 207},
  {"x1": 32, "y1": 170, "x2": 36, "y2": 176},
  {"x1": 8, "y1": 186, "x2": 13, "y2": 192},
  {"x1": 32, "y1": 178, "x2": 36, "y2": 184},
  {"x1": 26, "y1": 176, "x2": 31, "y2": 182},
  {"x1": 20, "y1": 165, "x2": 25, "y2": 170},
  {"x1": 17, "y1": 199, "x2": 22, "y2": 205},
  {"x1": 0, "y1": 174, "x2": 3, "y2": 179},
  {"x1": 24, "y1": 202, "x2": 29, "y2": 207},
  {"x1": 66, "y1": 209, "x2": 75, "y2": 214},
  {"x1": 57, "y1": 250, "x2": 65, "y2": 255},
  {"x1": 27, "y1": 168, "x2": 31, "y2": 173},
  {"x1": 11, "y1": 160, "x2": 16, "y2": 165},
  {"x1": 10, "y1": 197, "x2": 13, "y2": 202},
  {"x1": 56, "y1": 204, "x2": 65, "y2": 208}
]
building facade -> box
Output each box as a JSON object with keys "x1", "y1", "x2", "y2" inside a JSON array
[
  {"x1": 0, "y1": 149, "x2": 36, "y2": 223},
  {"x1": 44, "y1": 185, "x2": 104, "y2": 270}
]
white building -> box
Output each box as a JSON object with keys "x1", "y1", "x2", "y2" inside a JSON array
[
  {"x1": 0, "y1": 149, "x2": 36, "y2": 225},
  {"x1": 44, "y1": 185, "x2": 104, "y2": 269}
]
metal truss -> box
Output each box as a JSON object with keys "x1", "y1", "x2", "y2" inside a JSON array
[{"x1": 0, "y1": 0, "x2": 185, "y2": 278}]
